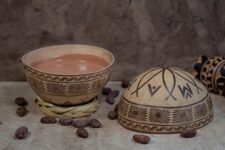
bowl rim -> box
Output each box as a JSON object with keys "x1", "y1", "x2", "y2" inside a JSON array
[{"x1": 21, "y1": 44, "x2": 114, "y2": 76}]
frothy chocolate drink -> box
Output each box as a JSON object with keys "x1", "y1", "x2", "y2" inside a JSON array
[{"x1": 31, "y1": 54, "x2": 109, "y2": 74}]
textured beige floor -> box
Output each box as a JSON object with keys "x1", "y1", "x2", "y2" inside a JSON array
[{"x1": 0, "y1": 82, "x2": 225, "y2": 150}]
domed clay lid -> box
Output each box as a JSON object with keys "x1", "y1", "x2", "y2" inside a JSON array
[{"x1": 118, "y1": 67, "x2": 213, "y2": 134}]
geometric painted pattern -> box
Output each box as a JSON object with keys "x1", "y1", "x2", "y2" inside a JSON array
[
  {"x1": 24, "y1": 65, "x2": 111, "y2": 96},
  {"x1": 128, "y1": 105, "x2": 147, "y2": 121},
  {"x1": 24, "y1": 65, "x2": 111, "y2": 105},
  {"x1": 118, "y1": 93, "x2": 213, "y2": 133},
  {"x1": 193, "y1": 55, "x2": 225, "y2": 96},
  {"x1": 149, "y1": 108, "x2": 170, "y2": 124},
  {"x1": 118, "y1": 112, "x2": 213, "y2": 134},
  {"x1": 172, "y1": 108, "x2": 193, "y2": 124}
]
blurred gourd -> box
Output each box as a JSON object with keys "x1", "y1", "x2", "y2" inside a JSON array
[{"x1": 193, "y1": 55, "x2": 225, "y2": 96}]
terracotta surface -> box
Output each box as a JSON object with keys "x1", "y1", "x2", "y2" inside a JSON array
[
  {"x1": 0, "y1": 82, "x2": 225, "y2": 150},
  {"x1": 0, "y1": 0, "x2": 225, "y2": 81}
]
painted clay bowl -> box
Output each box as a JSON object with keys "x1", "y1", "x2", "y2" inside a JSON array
[
  {"x1": 118, "y1": 67, "x2": 213, "y2": 134},
  {"x1": 21, "y1": 44, "x2": 114, "y2": 106}
]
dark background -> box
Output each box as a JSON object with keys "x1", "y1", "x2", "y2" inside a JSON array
[{"x1": 0, "y1": 0, "x2": 225, "y2": 81}]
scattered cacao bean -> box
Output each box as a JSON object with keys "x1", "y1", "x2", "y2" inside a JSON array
[
  {"x1": 16, "y1": 107, "x2": 28, "y2": 117},
  {"x1": 114, "y1": 104, "x2": 118, "y2": 112},
  {"x1": 102, "y1": 87, "x2": 112, "y2": 95},
  {"x1": 180, "y1": 128, "x2": 197, "y2": 138},
  {"x1": 89, "y1": 119, "x2": 101, "y2": 128},
  {"x1": 58, "y1": 118, "x2": 73, "y2": 126},
  {"x1": 40, "y1": 116, "x2": 57, "y2": 124},
  {"x1": 72, "y1": 119, "x2": 90, "y2": 128},
  {"x1": 109, "y1": 90, "x2": 120, "y2": 98},
  {"x1": 15, "y1": 126, "x2": 29, "y2": 140},
  {"x1": 133, "y1": 134, "x2": 150, "y2": 144},
  {"x1": 76, "y1": 128, "x2": 88, "y2": 138},
  {"x1": 15, "y1": 97, "x2": 28, "y2": 106},
  {"x1": 121, "y1": 80, "x2": 130, "y2": 88},
  {"x1": 108, "y1": 111, "x2": 118, "y2": 120},
  {"x1": 106, "y1": 96, "x2": 115, "y2": 105}
]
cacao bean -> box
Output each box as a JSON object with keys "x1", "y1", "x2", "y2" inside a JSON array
[
  {"x1": 133, "y1": 134, "x2": 150, "y2": 144},
  {"x1": 15, "y1": 126, "x2": 29, "y2": 140},
  {"x1": 89, "y1": 119, "x2": 101, "y2": 128},
  {"x1": 76, "y1": 128, "x2": 88, "y2": 138},
  {"x1": 40, "y1": 116, "x2": 57, "y2": 124},
  {"x1": 16, "y1": 107, "x2": 28, "y2": 117},
  {"x1": 102, "y1": 87, "x2": 112, "y2": 95},
  {"x1": 15, "y1": 97, "x2": 28, "y2": 106},
  {"x1": 180, "y1": 128, "x2": 197, "y2": 138},
  {"x1": 108, "y1": 111, "x2": 118, "y2": 120}
]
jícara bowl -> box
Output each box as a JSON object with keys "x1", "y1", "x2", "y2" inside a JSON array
[{"x1": 21, "y1": 44, "x2": 114, "y2": 106}]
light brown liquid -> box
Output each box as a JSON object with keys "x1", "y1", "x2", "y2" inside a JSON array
[{"x1": 31, "y1": 54, "x2": 109, "y2": 74}]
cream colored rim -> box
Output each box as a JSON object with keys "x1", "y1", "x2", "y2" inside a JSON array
[{"x1": 21, "y1": 44, "x2": 114, "y2": 76}]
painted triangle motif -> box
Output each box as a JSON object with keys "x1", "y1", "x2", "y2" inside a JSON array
[{"x1": 148, "y1": 84, "x2": 161, "y2": 97}]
